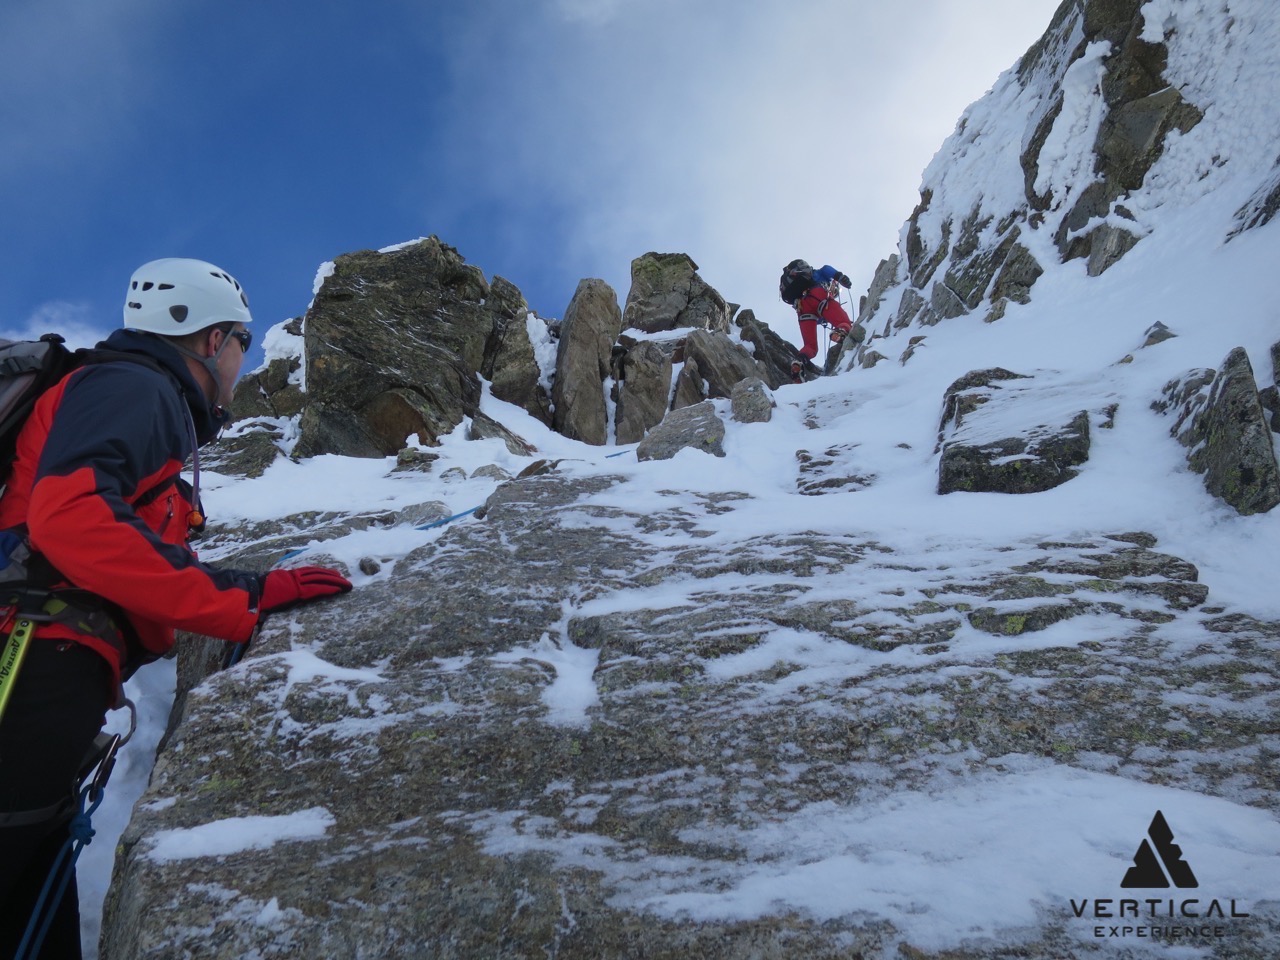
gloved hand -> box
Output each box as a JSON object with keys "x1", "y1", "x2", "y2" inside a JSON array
[
  {"x1": 258, "y1": 566, "x2": 352, "y2": 617},
  {"x1": 837, "y1": 272, "x2": 852, "y2": 289}
]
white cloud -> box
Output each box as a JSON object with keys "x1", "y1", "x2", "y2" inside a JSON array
[
  {"x1": 1, "y1": 301, "x2": 107, "y2": 350},
  {"x1": 426, "y1": 0, "x2": 1060, "y2": 325}
]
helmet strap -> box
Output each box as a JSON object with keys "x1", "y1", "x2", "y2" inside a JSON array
[{"x1": 169, "y1": 333, "x2": 233, "y2": 409}]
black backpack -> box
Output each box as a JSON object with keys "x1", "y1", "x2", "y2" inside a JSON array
[
  {"x1": 0, "y1": 334, "x2": 81, "y2": 484},
  {"x1": 779, "y1": 259, "x2": 815, "y2": 305},
  {"x1": 0, "y1": 334, "x2": 169, "y2": 489}
]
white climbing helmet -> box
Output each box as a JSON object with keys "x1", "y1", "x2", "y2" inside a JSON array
[{"x1": 123, "y1": 258, "x2": 253, "y2": 335}]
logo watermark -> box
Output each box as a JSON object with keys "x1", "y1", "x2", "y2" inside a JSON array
[{"x1": 1068, "y1": 810, "x2": 1249, "y2": 943}]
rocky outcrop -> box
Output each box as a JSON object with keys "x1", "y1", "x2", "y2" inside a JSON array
[
  {"x1": 563, "y1": 266, "x2": 790, "y2": 444},
  {"x1": 635, "y1": 401, "x2": 725, "y2": 460},
  {"x1": 229, "y1": 318, "x2": 306, "y2": 423},
  {"x1": 551, "y1": 278, "x2": 623, "y2": 446},
  {"x1": 291, "y1": 238, "x2": 543, "y2": 459},
  {"x1": 936, "y1": 369, "x2": 1114, "y2": 495},
  {"x1": 621, "y1": 252, "x2": 731, "y2": 334},
  {"x1": 480, "y1": 276, "x2": 548, "y2": 424},
  {"x1": 1155, "y1": 347, "x2": 1280, "y2": 515},
  {"x1": 227, "y1": 243, "x2": 798, "y2": 457}
]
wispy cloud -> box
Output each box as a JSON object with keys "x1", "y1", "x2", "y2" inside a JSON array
[
  {"x1": 418, "y1": 0, "x2": 1059, "y2": 318},
  {"x1": 0, "y1": 0, "x2": 177, "y2": 187},
  {"x1": 1, "y1": 300, "x2": 108, "y2": 350}
]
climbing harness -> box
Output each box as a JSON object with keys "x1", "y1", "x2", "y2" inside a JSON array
[{"x1": 1, "y1": 589, "x2": 124, "y2": 723}]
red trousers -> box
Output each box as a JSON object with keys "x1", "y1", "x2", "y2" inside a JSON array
[{"x1": 796, "y1": 286, "x2": 851, "y2": 360}]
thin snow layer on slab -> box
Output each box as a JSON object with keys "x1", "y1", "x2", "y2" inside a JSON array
[
  {"x1": 144, "y1": 807, "x2": 336, "y2": 862},
  {"x1": 468, "y1": 763, "x2": 1280, "y2": 951},
  {"x1": 489, "y1": 605, "x2": 602, "y2": 728}
]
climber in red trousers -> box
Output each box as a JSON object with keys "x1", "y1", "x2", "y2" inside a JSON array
[{"x1": 779, "y1": 259, "x2": 855, "y2": 382}]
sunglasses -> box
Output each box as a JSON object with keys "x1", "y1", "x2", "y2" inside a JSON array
[{"x1": 226, "y1": 329, "x2": 253, "y2": 353}]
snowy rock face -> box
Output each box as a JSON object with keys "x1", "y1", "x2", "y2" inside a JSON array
[
  {"x1": 103, "y1": 473, "x2": 1258, "y2": 959},
  {"x1": 851, "y1": 0, "x2": 1215, "y2": 336},
  {"x1": 844, "y1": 0, "x2": 1280, "y2": 517},
  {"x1": 855, "y1": 0, "x2": 1203, "y2": 337}
]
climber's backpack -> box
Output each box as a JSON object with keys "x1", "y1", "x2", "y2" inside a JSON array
[
  {"x1": 779, "y1": 259, "x2": 815, "y2": 306},
  {"x1": 0, "y1": 334, "x2": 79, "y2": 486}
]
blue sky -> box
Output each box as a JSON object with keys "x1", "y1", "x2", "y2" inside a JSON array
[{"x1": 1, "y1": 0, "x2": 1059, "y2": 368}]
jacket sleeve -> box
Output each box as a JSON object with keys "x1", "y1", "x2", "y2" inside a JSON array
[{"x1": 25, "y1": 364, "x2": 261, "y2": 642}]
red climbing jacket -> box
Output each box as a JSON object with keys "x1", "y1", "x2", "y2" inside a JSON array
[{"x1": 0, "y1": 329, "x2": 260, "y2": 696}]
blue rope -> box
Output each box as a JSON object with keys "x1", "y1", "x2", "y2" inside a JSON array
[
  {"x1": 16, "y1": 784, "x2": 103, "y2": 960},
  {"x1": 414, "y1": 505, "x2": 480, "y2": 531}
]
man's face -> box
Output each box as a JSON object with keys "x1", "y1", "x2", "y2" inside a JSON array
[{"x1": 211, "y1": 323, "x2": 251, "y2": 404}]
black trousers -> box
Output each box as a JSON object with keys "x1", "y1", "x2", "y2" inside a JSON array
[{"x1": 0, "y1": 640, "x2": 110, "y2": 960}]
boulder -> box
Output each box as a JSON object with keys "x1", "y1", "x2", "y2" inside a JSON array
[
  {"x1": 729, "y1": 377, "x2": 774, "y2": 424},
  {"x1": 551, "y1": 278, "x2": 623, "y2": 446},
  {"x1": 621, "y1": 253, "x2": 731, "y2": 334},
  {"x1": 937, "y1": 369, "x2": 1104, "y2": 495},
  {"x1": 1142, "y1": 320, "x2": 1177, "y2": 347},
  {"x1": 635, "y1": 401, "x2": 726, "y2": 461},
  {"x1": 681, "y1": 329, "x2": 765, "y2": 400},
  {"x1": 291, "y1": 238, "x2": 538, "y2": 459},
  {"x1": 1155, "y1": 347, "x2": 1280, "y2": 515},
  {"x1": 614, "y1": 340, "x2": 673, "y2": 445},
  {"x1": 468, "y1": 412, "x2": 537, "y2": 456}
]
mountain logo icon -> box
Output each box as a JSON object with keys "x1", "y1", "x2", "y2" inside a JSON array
[{"x1": 1121, "y1": 810, "x2": 1199, "y2": 888}]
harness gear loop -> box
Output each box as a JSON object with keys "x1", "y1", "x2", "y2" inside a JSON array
[{"x1": 0, "y1": 614, "x2": 37, "y2": 724}]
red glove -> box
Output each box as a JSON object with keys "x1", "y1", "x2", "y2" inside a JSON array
[{"x1": 258, "y1": 566, "x2": 352, "y2": 617}]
